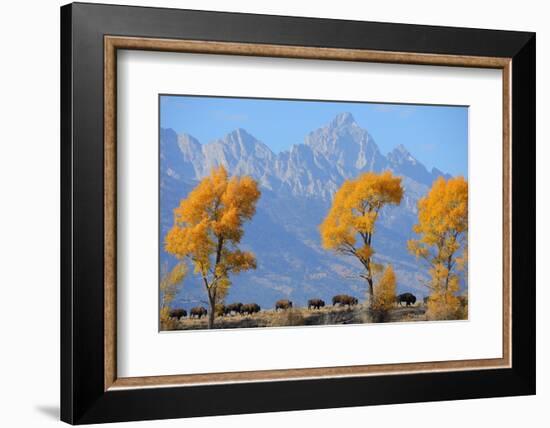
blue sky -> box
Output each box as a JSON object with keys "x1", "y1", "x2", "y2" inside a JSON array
[{"x1": 160, "y1": 95, "x2": 468, "y2": 177}]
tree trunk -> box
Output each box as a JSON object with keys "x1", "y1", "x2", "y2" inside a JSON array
[
  {"x1": 444, "y1": 255, "x2": 453, "y2": 292},
  {"x1": 207, "y1": 292, "x2": 216, "y2": 329},
  {"x1": 367, "y1": 277, "x2": 374, "y2": 308},
  {"x1": 362, "y1": 257, "x2": 374, "y2": 309}
]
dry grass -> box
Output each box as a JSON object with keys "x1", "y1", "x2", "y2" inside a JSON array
[{"x1": 167, "y1": 303, "x2": 436, "y2": 331}]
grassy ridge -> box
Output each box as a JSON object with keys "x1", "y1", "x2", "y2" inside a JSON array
[{"x1": 165, "y1": 304, "x2": 428, "y2": 331}]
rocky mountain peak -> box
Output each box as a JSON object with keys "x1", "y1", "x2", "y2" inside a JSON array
[
  {"x1": 226, "y1": 127, "x2": 254, "y2": 142},
  {"x1": 394, "y1": 143, "x2": 410, "y2": 155},
  {"x1": 388, "y1": 144, "x2": 417, "y2": 165},
  {"x1": 387, "y1": 144, "x2": 436, "y2": 186},
  {"x1": 177, "y1": 133, "x2": 201, "y2": 151},
  {"x1": 329, "y1": 112, "x2": 357, "y2": 128},
  {"x1": 304, "y1": 112, "x2": 386, "y2": 174},
  {"x1": 221, "y1": 128, "x2": 260, "y2": 151},
  {"x1": 206, "y1": 127, "x2": 274, "y2": 160}
]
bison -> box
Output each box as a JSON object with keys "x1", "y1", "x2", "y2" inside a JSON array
[
  {"x1": 241, "y1": 303, "x2": 261, "y2": 315},
  {"x1": 396, "y1": 293, "x2": 417, "y2": 307},
  {"x1": 332, "y1": 294, "x2": 358, "y2": 307},
  {"x1": 225, "y1": 302, "x2": 243, "y2": 315},
  {"x1": 308, "y1": 298, "x2": 325, "y2": 310},
  {"x1": 189, "y1": 306, "x2": 208, "y2": 318},
  {"x1": 423, "y1": 296, "x2": 430, "y2": 305},
  {"x1": 169, "y1": 308, "x2": 187, "y2": 319},
  {"x1": 275, "y1": 299, "x2": 293, "y2": 311}
]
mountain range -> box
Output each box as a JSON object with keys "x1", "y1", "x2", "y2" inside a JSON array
[{"x1": 160, "y1": 112, "x2": 455, "y2": 310}]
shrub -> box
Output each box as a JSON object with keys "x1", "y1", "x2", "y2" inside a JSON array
[
  {"x1": 426, "y1": 291, "x2": 462, "y2": 320},
  {"x1": 270, "y1": 308, "x2": 305, "y2": 327},
  {"x1": 159, "y1": 306, "x2": 178, "y2": 330},
  {"x1": 369, "y1": 265, "x2": 396, "y2": 322}
]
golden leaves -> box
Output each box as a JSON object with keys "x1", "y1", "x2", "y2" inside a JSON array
[
  {"x1": 356, "y1": 245, "x2": 374, "y2": 261},
  {"x1": 320, "y1": 170, "x2": 403, "y2": 255},
  {"x1": 224, "y1": 250, "x2": 257, "y2": 273},
  {"x1": 159, "y1": 262, "x2": 187, "y2": 325},
  {"x1": 350, "y1": 171, "x2": 404, "y2": 209},
  {"x1": 161, "y1": 263, "x2": 187, "y2": 291},
  {"x1": 222, "y1": 175, "x2": 261, "y2": 220},
  {"x1": 409, "y1": 176, "x2": 468, "y2": 269},
  {"x1": 426, "y1": 290, "x2": 462, "y2": 320},
  {"x1": 372, "y1": 264, "x2": 397, "y2": 311},
  {"x1": 353, "y1": 211, "x2": 377, "y2": 235},
  {"x1": 165, "y1": 166, "x2": 260, "y2": 272},
  {"x1": 413, "y1": 176, "x2": 468, "y2": 244}
]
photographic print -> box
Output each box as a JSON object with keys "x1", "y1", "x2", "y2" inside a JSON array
[{"x1": 159, "y1": 95, "x2": 468, "y2": 331}]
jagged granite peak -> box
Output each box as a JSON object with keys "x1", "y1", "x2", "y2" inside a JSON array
[
  {"x1": 223, "y1": 127, "x2": 258, "y2": 148},
  {"x1": 304, "y1": 113, "x2": 387, "y2": 175},
  {"x1": 200, "y1": 128, "x2": 276, "y2": 185},
  {"x1": 329, "y1": 111, "x2": 357, "y2": 128},
  {"x1": 177, "y1": 133, "x2": 203, "y2": 161},
  {"x1": 160, "y1": 129, "x2": 205, "y2": 180},
  {"x1": 213, "y1": 127, "x2": 275, "y2": 161},
  {"x1": 274, "y1": 143, "x2": 341, "y2": 199},
  {"x1": 387, "y1": 144, "x2": 418, "y2": 165},
  {"x1": 387, "y1": 143, "x2": 433, "y2": 186}
]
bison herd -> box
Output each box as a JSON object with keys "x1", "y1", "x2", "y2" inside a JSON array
[
  {"x1": 168, "y1": 292, "x2": 423, "y2": 320},
  {"x1": 169, "y1": 306, "x2": 208, "y2": 319}
]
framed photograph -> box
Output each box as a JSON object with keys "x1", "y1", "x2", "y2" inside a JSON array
[{"x1": 61, "y1": 2, "x2": 535, "y2": 424}]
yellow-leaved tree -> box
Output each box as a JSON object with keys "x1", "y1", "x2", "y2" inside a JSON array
[
  {"x1": 320, "y1": 171, "x2": 403, "y2": 308},
  {"x1": 373, "y1": 264, "x2": 397, "y2": 313},
  {"x1": 159, "y1": 262, "x2": 187, "y2": 330},
  {"x1": 164, "y1": 166, "x2": 261, "y2": 328},
  {"x1": 408, "y1": 176, "x2": 468, "y2": 320}
]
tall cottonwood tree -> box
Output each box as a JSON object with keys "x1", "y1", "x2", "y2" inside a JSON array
[
  {"x1": 164, "y1": 166, "x2": 261, "y2": 328},
  {"x1": 408, "y1": 176, "x2": 468, "y2": 319},
  {"x1": 320, "y1": 171, "x2": 403, "y2": 308}
]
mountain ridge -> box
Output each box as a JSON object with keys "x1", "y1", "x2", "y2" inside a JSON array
[{"x1": 162, "y1": 112, "x2": 450, "y2": 197}]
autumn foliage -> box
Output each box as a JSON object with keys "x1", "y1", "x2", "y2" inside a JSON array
[
  {"x1": 159, "y1": 262, "x2": 187, "y2": 329},
  {"x1": 164, "y1": 166, "x2": 261, "y2": 328},
  {"x1": 320, "y1": 171, "x2": 403, "y2": 307},
  {"x1": 408, "y1": 176, "x2": 468, "y2": 320},
  {"x1": 373, "y1": 264, "x2": 397, "y2": 312}
]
